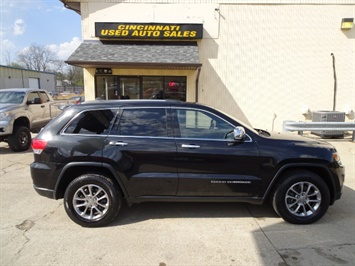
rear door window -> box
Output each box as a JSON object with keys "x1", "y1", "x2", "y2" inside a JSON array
[
  {"x1": 111, "y1": 108, "x2": 169, "y2": 137},
  {"x1": 64, "y1": 109, "x2": 116, "y2": 135}
]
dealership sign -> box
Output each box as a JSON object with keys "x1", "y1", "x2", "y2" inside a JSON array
[{"x1": 95, "y1": 23, "x2": 203, "y2": 39}]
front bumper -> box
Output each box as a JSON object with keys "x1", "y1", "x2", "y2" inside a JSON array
[
  {"x1": 0, "y1": 120, "x2": 12, "y2": 136},
  {"x1": 331, "y1": 164, "x2": 345, "y2": 204}
]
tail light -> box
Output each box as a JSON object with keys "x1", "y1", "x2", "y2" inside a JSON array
[{"x1": 32, "y1": 139, "x2": 48, "y2": 154}]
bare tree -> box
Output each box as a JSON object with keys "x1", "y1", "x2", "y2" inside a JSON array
[
  {"x1": 66, "y1": 65, "x2": 83, "y2": 86},
  {"x1": 3, "y1": 50, "x2": 13, "y2": 65},
  {"x1": 17, "y1": 43, "x2": 56, "y2": 71}
]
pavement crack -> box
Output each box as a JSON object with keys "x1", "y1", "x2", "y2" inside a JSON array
[
  {"x1": 12, "y1": 220, "x2": 34, "y2": 264},
  {"x1": 278, "y1": 242, "x2": 355, "y2": 251},
  {"x1": 2, "y1": 162, "x2": 28, "y2": 174},
  {"x1": 38, "y1": 201, "x2": 63, "y2": 221},
  {"x1": 13, "y1": 232, "x2": 30, "y2": 263}
]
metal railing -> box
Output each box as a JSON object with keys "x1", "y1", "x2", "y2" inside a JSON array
[{"x1": 283, "y1": 121, "x2": 355, "y2": 141}]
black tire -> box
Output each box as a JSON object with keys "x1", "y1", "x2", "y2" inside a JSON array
[
  {"x1": 272, "y1": 170, "x2": 330, "y2": 224},
  {"x1": 64, "y1": 174, "x2": 122, "y2": 227},
  {"x1": 8, "y1": 126, "x2": 31, "y2": 152}
]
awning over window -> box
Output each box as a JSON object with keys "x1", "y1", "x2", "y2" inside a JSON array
[{"x1": 66, "y1": 41, "x2": 202, "y2": 70}]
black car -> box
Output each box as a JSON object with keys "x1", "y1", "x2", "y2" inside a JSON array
[{"x1": 30, "y1": 100, "x2": 344, "y2": 227}]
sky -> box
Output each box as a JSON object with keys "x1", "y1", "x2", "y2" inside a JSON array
[{"x1": 0, "y1": 0, "x2": 82, "y2": 65}]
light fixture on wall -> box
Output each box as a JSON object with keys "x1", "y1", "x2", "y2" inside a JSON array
[
  {"x1": 96, "y1": 68, "x2": 112, "y2": 74},
  {"x1": 341, "y1": 18, "x2": 354, "y2": 30}
]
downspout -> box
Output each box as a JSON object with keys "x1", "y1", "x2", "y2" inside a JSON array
[
  {"x1": 331, "y1": 53, "x2": 337, "y2": 111},
  {"x1": 195, "y1": 66, "x2": 202, "y2": 103}
]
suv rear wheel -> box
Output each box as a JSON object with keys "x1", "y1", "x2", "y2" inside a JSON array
[
  {"x1": 272, "y1": 170, "x2": 330, "y2": 224},
  {"x1": 64, "y1": 174, "x2": 122, "y2": 227}
]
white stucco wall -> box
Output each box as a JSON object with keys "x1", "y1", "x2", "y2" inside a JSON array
[{"x1": 199, "y1": 4, "x2": 355, "y2": 130}]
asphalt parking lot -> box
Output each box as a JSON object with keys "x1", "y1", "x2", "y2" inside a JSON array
[{"x1": 1, "y1": 134, "x2": 354, "y2": 266}]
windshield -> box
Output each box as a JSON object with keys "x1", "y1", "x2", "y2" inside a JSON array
[{"x1": 0, "y1": 91, "x2": 25, "y2": 104}]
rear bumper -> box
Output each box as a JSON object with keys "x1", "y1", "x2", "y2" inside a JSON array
[
  {"x1": 33, "y1": 185, "x2": 55, "y2": 199},
  {"x1": 30, "y1": 162, "x2": 57, "y2": 199}
]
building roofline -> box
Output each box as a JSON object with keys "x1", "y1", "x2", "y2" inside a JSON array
[
  {"x1": 0, "y1": 65, "x2": 56, "y2": 75},
  {"x1": 65, "y1": 61, "x2": 202, "y2": 70},
  {"x1": 60, "y1": 0, "x2": 81, "y2": 15}
]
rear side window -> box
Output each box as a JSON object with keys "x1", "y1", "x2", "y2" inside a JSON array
[
  {"x1": 111, "y1": 108, "x2": 168, "y2": 137},
  {"x1": 64, "y1": 109, "x2": 116, "y2": 135}
]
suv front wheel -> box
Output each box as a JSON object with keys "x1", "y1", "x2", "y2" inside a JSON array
[
  {"x1": 64, "y1": 174, "x2": 122, "y2": 227},
  {"x1": 272, "y1": 170, "x2": 330, "y2": 224}
]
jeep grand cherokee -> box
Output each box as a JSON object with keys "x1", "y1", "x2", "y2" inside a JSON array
[{"x1": 30, "y1": 100, "x2": 344, "y2": 227}]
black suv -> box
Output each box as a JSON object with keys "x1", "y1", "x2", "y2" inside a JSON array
[{"x1": 30, "y1": 100, "x2": 344, "y2": 227}]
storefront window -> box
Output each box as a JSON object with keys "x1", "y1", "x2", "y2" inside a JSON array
[
  {"x1": 163, "y1": 77, "x2": 186, "y2": 101},
  {"x1": 143, "y1": 77, "x2": 164, "y2": 99},
  {"x1": 95, "y1": 75, "x2": 186, "y2": 101}
]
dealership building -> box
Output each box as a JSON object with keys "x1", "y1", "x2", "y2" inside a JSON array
[{"x1": 62, "y1": 0, "x2": 354, "y2": 131}]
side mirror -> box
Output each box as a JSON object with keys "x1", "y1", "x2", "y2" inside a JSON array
[{"x1": 233, "y1": 126, "x2": 246, "y2": 140}]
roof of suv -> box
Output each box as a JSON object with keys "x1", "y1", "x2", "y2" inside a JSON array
[
  {"x1": 0, "y1": 88, "x2": 47, "y2": 92},
  {"x1": 78, "y1": 99, "x2": 198, "y2": 109}
]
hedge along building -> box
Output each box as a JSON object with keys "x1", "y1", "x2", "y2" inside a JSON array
[{"x1": 62, "y1": 0, "x2": 355, "y2": 131}]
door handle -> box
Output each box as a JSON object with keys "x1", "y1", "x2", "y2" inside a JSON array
[
  {"x1": 40, "y1": 105, "x2": 45, "y2": 108},
  {"x1": 181, "y1": 144, "x2": 200, "y2": 149},
  {"x1": 109, "y1": 141, "x2": 128, "y2": 146}
]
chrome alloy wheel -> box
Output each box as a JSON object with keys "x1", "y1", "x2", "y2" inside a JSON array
[
  {"x1": 73, "y1": 184, "x2": 109, "y2": 221},
  {"x1": 285, "y1": 181, "x2": 322, "y2": 217}
]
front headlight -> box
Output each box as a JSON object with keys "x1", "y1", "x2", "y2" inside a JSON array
[{"x1": 0, "y1": 112, "x2": 10, "y2": 119}]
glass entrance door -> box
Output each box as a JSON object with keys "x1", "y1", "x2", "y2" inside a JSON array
[
  {"x1": 96, "y1": 76, "x2": 117, "y2": 100},
  {"x1": 96, "y1": 76, "x2": 140, "y2": 100},
  {"x1": 119, "y1": 77, "x2": 140, "y2": 99}
]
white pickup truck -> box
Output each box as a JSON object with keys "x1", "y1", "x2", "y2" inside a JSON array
[{"x1": 0, "y1": 88, "x2": 61, "y2": 151}]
